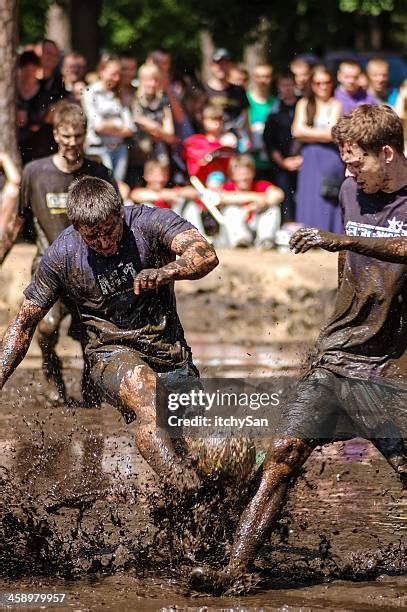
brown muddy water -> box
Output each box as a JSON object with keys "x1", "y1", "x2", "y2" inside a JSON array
[{"x1": 0, "y1": 341, "x2": 406, "y2": 611}]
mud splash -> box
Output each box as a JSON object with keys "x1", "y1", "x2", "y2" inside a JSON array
[{"x1": 0, "y1": 369, "x2": 406, "y2": 608}]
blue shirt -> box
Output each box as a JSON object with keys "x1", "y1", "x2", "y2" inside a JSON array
[{"x1": 25, "y1": 205, "x2": 195, "y2": 370}]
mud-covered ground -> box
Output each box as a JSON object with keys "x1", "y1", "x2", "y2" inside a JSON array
[{"x1": 0, "y1": 370, "x2": 405, "y2": 610}]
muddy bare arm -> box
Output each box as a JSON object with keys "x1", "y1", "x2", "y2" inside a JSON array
[
  {"x1": 0, "y1": 299, "x2": 49, "y2": 389},
  {"x1": 134, "y1": 228, "x2": 218, "y2": 295},
  {"x1": 0, "y1": 215, "x2": 25, "y2": 265},
  {"x1": 290, "y1": 227, "x2": 407, "y2": 264}
]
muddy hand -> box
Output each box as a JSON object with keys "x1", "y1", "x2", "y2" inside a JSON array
[
  {"x1": 133, "y1": 268, "x2": 173, "y2": 295},
  {"x1": 290, "y1": 227, "x2": 344, "y2": 254}
]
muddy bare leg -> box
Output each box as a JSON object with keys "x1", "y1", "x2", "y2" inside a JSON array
[
  {"x1": 191, "y1": 436, "x2": 313, "y2": 590},
  {"x1": 120, "y1": 364, "x2": 200, "y2": 493},
  {"x1": 37, "y1": 305, "x2": 67, "y2": 403},
  {"x1": 226, "y1": 437, "x2": 313, "y2": 574}
]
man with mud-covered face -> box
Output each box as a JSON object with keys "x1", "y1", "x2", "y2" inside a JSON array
[
  {"x1": 0, "y1": 175, "x2": 218, "y2": 493},
  {"x1": 191, "y1": 104, "x2": 407, "y2": 592}
]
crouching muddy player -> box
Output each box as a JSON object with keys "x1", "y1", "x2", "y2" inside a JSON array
[
  {"x1": 0, "y1": 175, "x2": 221, "y2": 492},
  {"x1": 191, "y1": 104, "x2": 407, "y2": 591}
]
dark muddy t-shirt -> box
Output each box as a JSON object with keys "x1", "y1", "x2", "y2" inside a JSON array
[
  {"x1": 19, "y1": 156, "x2": 116, "y2": 254},
  {"x1": 24, "y1": 205, "x2": 195, "y2": 371},
  {"x1": 316, "y1": 177, "x2": 407, "y2": 387}
]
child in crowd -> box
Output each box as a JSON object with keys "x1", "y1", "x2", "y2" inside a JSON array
[
  {"x1": 130, "y1": 159, "x2": 196, "y2": 211},
  {"x1": 183, "y1": 105, "x2": 237, "y2": 184},
  {"x1": 218, "y1": 154, "x2": 284, "y2": 248}
]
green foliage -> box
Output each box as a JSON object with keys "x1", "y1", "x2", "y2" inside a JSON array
[
  {"x1": 100, "y1": 0, "x2": 202, "y2": 64},
  {"x1": 17, "y1": 0, "x2": 407, "y2": 67},
  {"x1": 19, "y1": 0, "x2": 49, "y2": 46},
  {"x1": 340, "y1": 0, "x2": 394, "y2": 15}
]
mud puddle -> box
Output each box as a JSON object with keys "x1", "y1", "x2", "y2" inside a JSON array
[{"x1": 0, "y1": 351, "x2": 406, "y2": 610}]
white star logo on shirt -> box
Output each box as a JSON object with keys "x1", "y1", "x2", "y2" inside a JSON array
[{"x1": 387, "y1": 217, "x2": 404, "y2": 232}]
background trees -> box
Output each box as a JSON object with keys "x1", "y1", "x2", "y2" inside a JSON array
[{"x1": 18, "y1": 0, "x2": 407, "y2": 71}]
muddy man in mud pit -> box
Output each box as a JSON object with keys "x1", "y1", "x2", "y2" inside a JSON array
[
  {"x1": 0, "y1": 175, "x2": 220, "y2": 493},
  {"x1": 191, "y1": 104, "x2": 407, "y2": 591}
]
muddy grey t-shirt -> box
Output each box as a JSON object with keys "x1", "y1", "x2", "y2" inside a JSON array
[
  {"x1": 19, "y1": 156, "x2": 116, "y2": 254},
  {"x1": 316, "y1": 177, "x2": 407, "y2": 387},
  {"x1": 24, "y1": 205, "x2": 195, "y2": 371}
]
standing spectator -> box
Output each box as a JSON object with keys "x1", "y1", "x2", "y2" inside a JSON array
[
  {"x1": 366, "y1": 58, "x2": 398, "y2": 107},
  {"x1": 147, "y1": 46, "x2": 195, "y2": 183},
  {"x1": 147, "y1": 48, "x2": 172, "y2": 80},
  {"x1": 335, "y1": 60, "x2": 376, "y2": 114},
  {"x1": 17, "y1": 50, "x2": 59, "y2": 164},
  {"x1": 228, "y1": 64, "x2": 249, "y2": 89},
  {"x1": 203, "y1": 49, "x2": 251, "y2": 149},
  {"x1": 17, "y1": 50, "x2": 41, "y2": 164},
  {"x1": 264, "y1": 72, "x2": 301, "y2": 222},
  {"x1": 35, "y1": 39, "x2": 66, "y2": 102},
  {"x1": 290, "y1": 58, "x2": 311, "y2": 97},
  {"x1": 61, "y1": 52, "x2": 87, "y2": 95},
  {"x1": 118, "y1": 52, "x2": 139, "y2": 187},
  {"x1": 358, "y1": 71, "x2": 370, "y2": 92},
  {"x1": 247, "y1": 64, "x2": 276, "y2": 179},
  {"x1": 131, "y1": 63, "x2": 177, "y2": 184},
  {"x1": 181, "y1": 86, "x2": 208, "y2": 134},
  {"x1": 119, "y1": 52, "x2": 138, "y2": 109},
  {"x1": 293, "y1": 65, "x2": 343, "y2": 232},
  {"x1": 82, "y1": 55, "x2": 134, "y2": 181}
]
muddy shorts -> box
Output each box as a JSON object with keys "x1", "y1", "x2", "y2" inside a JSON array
[
  {"x1": 279, "y1": 367, "x2": 407, "y2": 450},
  {"x1": 89, "y1": 347, "x2": 200, "y2": 424}
]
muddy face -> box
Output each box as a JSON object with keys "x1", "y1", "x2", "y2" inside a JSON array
[
  {"x1": 54, "y1": 124, "x2": 85, "y2": 166},
  {"x1": 77, "y1": 213, "x2": 124, "y2": 256},
  {"x1": 340, "y1": 142, "x2": 390, "y2": 193}
]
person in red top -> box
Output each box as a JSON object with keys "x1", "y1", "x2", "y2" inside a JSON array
[
  {"x1": 219, "y1": 154, "x2": 284, "y2": 247},
  {"x1": 183, "y1": 105, "x2": 237, "y2": 184}
]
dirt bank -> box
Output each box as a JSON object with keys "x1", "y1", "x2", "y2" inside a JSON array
[{"x1": 0, "y1": 244, "x2": 338, "y2": 351}]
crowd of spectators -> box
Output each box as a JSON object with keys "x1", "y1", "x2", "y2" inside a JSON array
[{"x1": 4, "y1": 39, "x2": 407, "y2": 249}]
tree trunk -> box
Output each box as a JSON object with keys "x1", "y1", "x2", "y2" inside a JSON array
[
  {"x1": 0, "y1": 0, "x2": 20, "y2": 168},
  {"x1": 46, "y1": 2, "x2": 71, "y2": 52},
  {"x1": 243, "y1": 17, "x2": 270, "y2": 74},
  {"x1": 369, "y1": 15, "x2": 382, "y2": 51},
  {"x1": 199, "y1": 29, "x2": 215, "y2": 84},
  {"x1": 70, "y1": 0, "x2": 102, "y2": 71}
]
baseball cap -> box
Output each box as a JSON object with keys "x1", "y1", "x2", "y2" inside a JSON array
[{"x1": 212, "y1": 48, "x2": 232, "y2": 63}]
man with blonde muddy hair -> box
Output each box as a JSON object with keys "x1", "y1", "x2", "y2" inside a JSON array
[{"x1": 191, "y1": 104, "x2": 407, "y2": 592}]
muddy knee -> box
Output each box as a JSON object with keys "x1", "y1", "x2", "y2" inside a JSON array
[
  {"x1": 120, "y1": 365, "x2": 158, "y2": 420},
  {"x1": 37, "y1": 311, "x2": 61, "y2": 340},
  {"x1": 263, "y1": 437, "x2": 311, "y2": 481}
]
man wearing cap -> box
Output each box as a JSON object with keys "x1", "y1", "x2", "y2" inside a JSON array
[{"x1": 204, "y1": 49, "x2": 251, "y2": 147}]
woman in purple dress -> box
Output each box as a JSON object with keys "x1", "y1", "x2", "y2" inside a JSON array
[{"x1": 292, "y1": 65, "x2": 344, "y2": 232}]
